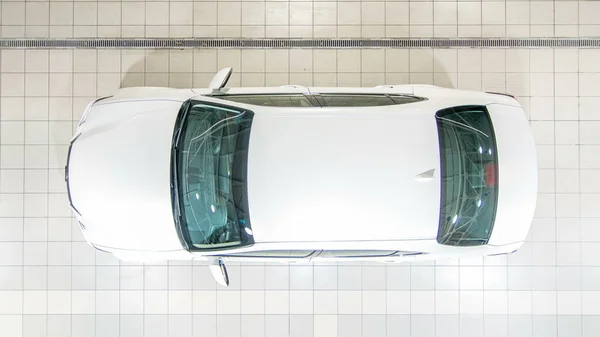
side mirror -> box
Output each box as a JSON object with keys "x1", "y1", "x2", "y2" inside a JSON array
[
  {"x1": 208, "y1": 259, "x2": 229, "y2": 287},
  {"x1": 208, "y1": 67, "x2": 233, "y2": 92}
]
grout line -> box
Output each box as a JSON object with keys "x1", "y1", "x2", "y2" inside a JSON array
[
  {"x1": 23, "y1": 48, "x2": 28, "y2": 337},
  {"x1": 553, "y1": 47, "x2": 558, "y2": 337},
  {"x1": 505, "y1": 0, "x2": 507, "y2": 38},
  {"x1": 480, "y1": 0, "x2": 483, "y2": 39},
  {"x1": 529, "y1": 46, "x2": 534, "y2": 337},
  {"x1": 142, "y1": 263, "x2": 146, "y2": 337},
  {"x1": 68, "y1": 46, "x2": 74, "y2": 337},
  {"x1": 47, "y1": 48, "x2": 51, "y2": 337},
  {"x1": 529, "y1": 2, "x2": 532, "y2": 39},
  {"x1": 103, "y1": 48, "x2": 112, "y2": 337},
  {"x1": 335, "y1": 0, "x2": 338, "y2": 39},
  {"x1": 504, "y1": 44, "x2": 509, "y2": 336},
  {"x1": 408, "y1": 0, "x2": 411, "y2": 39},
  {"x1": 288, "y1": 262, "x2": 291, "y2": 337},
  {"x1": 553, "y1": 0, "x2": 556, "y2": 38},
  {"x1": 455, "y1": 0, "x2": 458, "y2": 39},
  {"x1": 432, "y1": 0, "x2": 435, "y2": 39},
  {"x1": 577, "y1": 47, "x2": 583, "y2": 337},
  {"x1": 263, "y1": 263, "x2": 266, "y2": 337},
  {"x1": 577, "y1": 0, "x2": 580, "y2": 39},
  {"x1": 167, "y1": 262, "x2": 170, "y2": 337}
]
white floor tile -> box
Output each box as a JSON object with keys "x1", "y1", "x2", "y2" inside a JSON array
[{"x1": 1, "y1": 1, "x2": 600, "y2": 333}]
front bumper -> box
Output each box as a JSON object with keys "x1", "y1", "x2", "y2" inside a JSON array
[
  {"x1": 65, "y1": 136, "x2": 87, "y2": 234},
  {"x1": 66, "y1": 95, "x2": 112, "y2": 219}
]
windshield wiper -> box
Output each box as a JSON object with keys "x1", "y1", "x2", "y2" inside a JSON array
[
  {"x1": 171, "y1": 153, "x2": 190, "y2": 250},
  {"x1": 171, "y1": 101, "x2": 194, "y2": 250}
]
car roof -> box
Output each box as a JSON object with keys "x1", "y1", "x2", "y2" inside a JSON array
[{"x1": 244, "y1": 101, "x2": 443, "y2": 243}]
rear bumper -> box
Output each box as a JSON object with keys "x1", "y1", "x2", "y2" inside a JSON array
[
  {"x1": 65, "y1": 137, "x2": 78, "y2": 215},
  {"x1": 65, "y1": 136, "x2": 93, "y2": 248},
  {"x1": 486, "y1": 104, "x2": 538, "y2": 245}
]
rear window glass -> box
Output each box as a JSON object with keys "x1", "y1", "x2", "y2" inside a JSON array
[{"x1": 436, "y1": 106, "x2": 499, "y2": 246}]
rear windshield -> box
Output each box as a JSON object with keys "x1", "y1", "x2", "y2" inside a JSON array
[{"x1": 436, "y1": 106, "x2": 498, "y2": 246}]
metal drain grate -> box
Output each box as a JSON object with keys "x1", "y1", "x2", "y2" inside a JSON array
[{"x1": 1, "y1": 38, "x2": 599, "y2": 49}]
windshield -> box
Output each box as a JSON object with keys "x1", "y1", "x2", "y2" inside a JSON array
[
  {"x1": 172, "y1": 100, "x2": 254, "y2": 250},
  {"x1": 435, "y1": 106, "x2": 498, "y2": 246}
]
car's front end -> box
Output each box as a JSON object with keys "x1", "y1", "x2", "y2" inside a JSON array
[{"x1": 65, "y1": 90, "x2": 197, "y2": 259}]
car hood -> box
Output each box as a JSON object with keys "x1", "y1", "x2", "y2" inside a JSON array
[
  {"x1": 67, "y1": 100, "x2": 184, "y2": 251},
  {"x1": 246, "y1": 106, "x2": 441, "y2": 242}
]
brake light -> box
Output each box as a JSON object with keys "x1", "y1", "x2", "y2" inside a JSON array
[{"x1": 485, "y1": 163, "x2": 497, "y2": 187}]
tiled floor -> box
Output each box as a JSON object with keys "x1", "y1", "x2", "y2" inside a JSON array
[
  {"x1": 0, "y1": 0, "x2": 599, "y2": 38},
  {"x1": 1, "y1": 1, "x2": 600, "y2": 337}
]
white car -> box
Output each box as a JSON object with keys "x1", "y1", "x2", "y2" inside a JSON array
[{"x1": 66, "y1": 68, "x2": 537, "y2": 286}]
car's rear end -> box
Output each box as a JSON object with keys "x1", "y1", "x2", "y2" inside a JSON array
[
  {"x1": 485, "y1": 103, "x2": 537, "y2": 246},
  {"x1": 432, "y1": 94, "x2": 537, "y2": 254}
]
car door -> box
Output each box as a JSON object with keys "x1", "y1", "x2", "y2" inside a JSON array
[
  {"x1": 308, "y1": 86, "x2": 414, "y2": 96},
  {"x1": 195, "y1": 85, "x2": 319, "y2": 107},
  {"x1": 313, "y1": 249, "x2": 426, "y2": 263},
  {"x1": 211, "y1": 249, "x2": 318, "y2": 264},
  {"x1": 304, "y1": 87, "x2": 425, "y2": 108}
]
